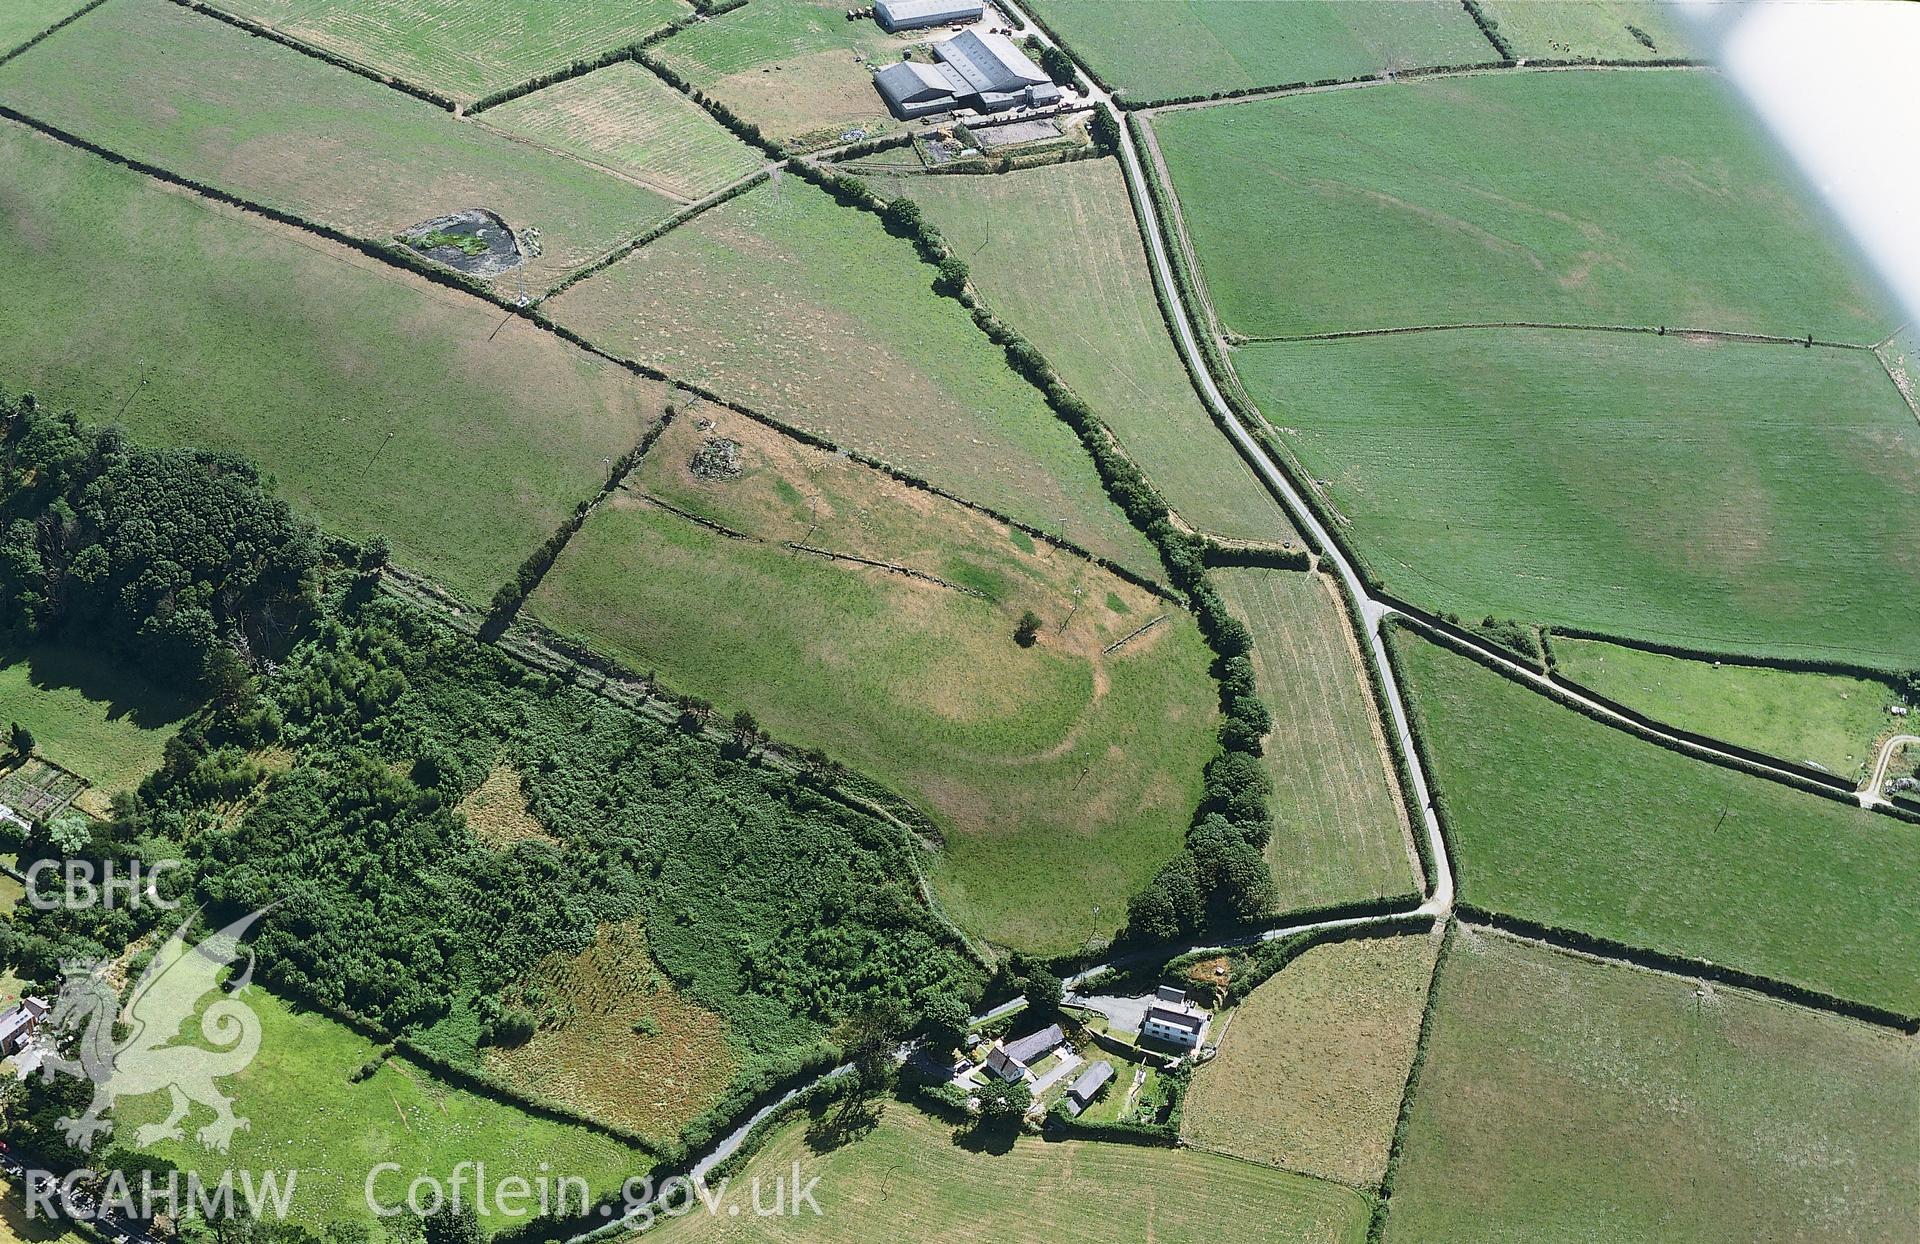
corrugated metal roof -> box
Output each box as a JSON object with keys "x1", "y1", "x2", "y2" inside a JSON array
[{"x1": 875, "y1": 0, "x2": 983, "y2": 26}]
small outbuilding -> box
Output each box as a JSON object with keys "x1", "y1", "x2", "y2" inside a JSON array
[
  {"x1": 1063, "y1": 1059, "x2": 1114, "y2": 1115},
  {"x1": 875, "y1": 0, "x2": 983, "y2": 32}
]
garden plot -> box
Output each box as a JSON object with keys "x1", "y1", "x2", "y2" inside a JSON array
[{"x1": 0, "y1": 0, "x2": 676, "y2": 288}]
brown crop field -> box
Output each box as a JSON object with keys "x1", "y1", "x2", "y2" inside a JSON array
[{"x1": 1184, "y1": 930, "x2": 1439, "y2": 1187}]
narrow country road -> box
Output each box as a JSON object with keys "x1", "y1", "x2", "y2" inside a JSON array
[{"x1": 1861, "y1": 734, "x2": 1919, "y2": 807}]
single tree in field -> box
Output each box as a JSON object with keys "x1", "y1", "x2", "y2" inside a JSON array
[
  {"x1": 7, "y1": 722, "x2": 33, "y2": 759},
  {"x1": 1014, "y1": 610, "x2": 1043, "y2": 647}
]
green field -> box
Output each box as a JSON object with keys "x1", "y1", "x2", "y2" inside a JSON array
[
  {"x1": 875, "y1": 159, "x2": 1295, "y2": 544},
  {"x1": 1393, "y1": 628, "x2": 1920, "y2": 1015},
  {"x1": 483, "y1": 62, "x2": 762, "y2": 201},
  {"x1": 110, "y1": 986, "x2": 650, "y2": 1230},
  {"x1": 1215, "y1": 570, "x2": 1418, "y2": 910},
  {"x1": 0, "y1": 122, "x2": 667, "y2": 602},
  {"x1": 1477, "y1": 0, "x2": 1693, "y2": 61},
  {"x1": 0, "y1": 646, "x2": 191, "y2": 794},
  {"x1": 531, "y1": 408, "x2": 1215, "y2": 955},
  {"x1": 0, "y1": 0, "x2": 676, "y2": 287},
  {"x1": 1152, "y1": 70, "x2": 1896, "y2": 340},
  {"x1": 548, "y1": 175, "x2": 1162, "y2": 579},
  {"x1": 655, "y1": 0, "x2": 914, "y2": 147},
  {"x1": 0, "y1": 0, "x2": 88, "y2": 56},
  {"x1": 647, "y1": 1102, "x2": 1370, "y2": 1243},
  {"x1": 1236, "y1": 329, "x2": 1920, "y2": 669},
  {"x1": 1554, "y1": 638, "x2": 1901, "y2": 779},
  {"x1": 1, "y1": 1176, "x2": 87, "y2": 1244},
  {"x1": 207, "y1": 0, "x2": 688, "y2": 104},
  {"x1": 1184, "y1": 931, "x2": 1437, "y2": 1186},
  {"x1": 1385, "y1": 929, "x2": 1920, "y2": 1243},
  {"x1": 1027, "y1": 0, "x2": 1492, "y2": 101}
]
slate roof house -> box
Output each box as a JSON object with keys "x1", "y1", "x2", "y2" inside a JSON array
[
  {"x1": 983, "y1": 1021, "x2": 1064, "y2": 1082},
  {"x1": 1063, "y1": 1059, "x2": 1114, "y2": 1115},
  {"x1": 873, "y1": 29, "x2": 1061, "y2": 119},
  {"x1": 1140, "y1": 985, "x2": 1210, "y2": 1049},
  {"x1": 874, "y1": 0, "x2": 983, "y2": 32},
  {"x1": 0, "y1": 996, "x2": 49, "y2": 1057}
]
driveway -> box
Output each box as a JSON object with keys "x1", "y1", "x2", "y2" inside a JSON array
[{"x1": 1067, "y1": 991, "x2": 1154, "y2": 1036}]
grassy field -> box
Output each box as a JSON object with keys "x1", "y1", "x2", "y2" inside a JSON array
[
  {"x1": 1554, "y1": 638, "x2": 1901, "y2": 779},
  {"x1": 110, "y1": 986, "x2": 651, "y2": 1230},
  {"x1": 875, "y1": 160, "x2": 1294, "y2": 544},
  {"x1": 1184, "y1": 930, "x2": 1438, "y2": 1186},
  {"x1": 655, "y1": 0, "x2": 916, "y2": 148},
  {"x1": 1236, "y1": 329, "x2": 1920, "y2": 669},
  {"x1": 1393, "y1": 628, "x2": 1920, "y2": 1016},
  {"x1": 532, "y1": 408, "x2": 1217, "y2": 954},
  {"x1": 206, "y1": 0, "x2": 688, "y2": 104},
  {"x1": 483, "y1": 63, "x2": 761, "y2": 202},
  {"x1": 0, "y1": 0, "x2": 677, "y2": 288},
  {"x1": 646, "y1": 1102, "x2": 1370, "y2": 1243},
  {"x1": 1152, "y1": 70, "x2": 1896, "y2": 340},
  {"x1": 485, "y1": 922, "x2": 737, "y2": 1144},
  {"x1": 1385, "y1": 929, "x2": 1920, "y2": 1243},
  {"x1": 1215, "y1": 571, "x2": 1418, "y2": 910},
  {"x1": 0, "y1": 0, "x2": 88, "y2": 56},
  {"x1": 0, "y1": 122, "x2": 668, "y2": 603},
  {"x1": 1476, "y1": 0, "x2": 1693, "y2": 60},
  {"x1": 1027, "y1": 0, "x2": 1491, "y2": 102},
  {"x1": 548, "y1": 174, "x2": 1162, "y2": 580},
  {"x1": 0, "y1": 646, "x2": 191, "y2": 793}
]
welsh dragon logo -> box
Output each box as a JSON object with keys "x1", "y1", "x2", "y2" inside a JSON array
[{"x1": 32, "y1": 908, "x2": 271, "y2": 1154}]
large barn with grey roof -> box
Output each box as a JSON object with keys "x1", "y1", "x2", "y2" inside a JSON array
[{"x1": 872, "y1": 29, "x2": 1061, "y2": 119}]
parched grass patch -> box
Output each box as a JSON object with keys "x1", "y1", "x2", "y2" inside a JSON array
[
  {"x1": 0, "y1": 0, "x2": 677, "y2": 287},
  {"x1": 1476, "y1": 0, "x2": 1694, "y2": 60},
  {"x1": 875, "y1": 159, "x2": 1294, "y2": 544},
  {"x1": 481, "y1": 63, "x2": 762, "y2": 202},
  {"x1": 548, "y1": 175, "x2": 1161, "y2": 580},
  {"x1": 457, "y1": 761, "x2": 556, "y2": 848},
  {"x1": 1185, "y1": 931, "x2": 1437, "y2": 1187},
  {"x1": 1553, "y1": 639, "x2": 1901, "y2": 780},
  {"x1": 1026, "y1": 0, "x2": 1492, "y2": 102},
  {"x1": 533, "y1": 408, "x2": 1218, "y2": 955},
  {"x1": 109, "y1": 986, "x2": 651, "y2": 1230},
  {"x1": 0, "y1": 645, "x2": 192, "y2": 794},
  {"x1": 1393, "y1": 628, "x2": 1920, "y2": 1016},
  {"x1": 203, "y1": 0, "x2": 689, "y2": 105},
  {"x1": 1384, "y1": 928, "x2": 1920, "y2": 1243},
  {"x1": 654, "y1": 0, "x2": 916, "y2": 148},
  {"x1": 0, "y1": 122, "x2": 668, "y2": 602},
  {"x1": 1237, "y1": 329, "x2": 1920, "y2": 669},
  {"x1": 647, "y1": 1101, "x2": 1372, "y2": 1243},
  {"x1": 1215, "y1": 571, "x2": 1417, "y2": 910},
  {"x1": 1152, "y1": 71, "x2": 1897, "y2": 340},
  {"x1": 486, "y1": 922, "x2": 736, "y2": 1143}
]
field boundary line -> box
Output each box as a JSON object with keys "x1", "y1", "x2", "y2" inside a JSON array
[
  {"x1": 0, "y1": 0, "x2": 113, "y2": 67},
  {"x1": 1460, "y1": 0, "x2": 1513, "y2": 60},
  {"x1": 160, "y1": 0, "x2": 459, "y2": 111},
  {"x1": 540, "y1": 165, "x2": 774, "y2": 300},
  {"x1": 633, "y1": 491, "x2": 756, "y2": 541},
  {"x1": 1102, "y1": 613, "x2": 1168, "y2": 653},
  {"x1": 1872, "y1": 339, "x2": 1920, "y2": 427},
  {"x1": 1366, "y1": 919, "x2": 1451, "y2": 1243},
  {"x1": 1458, "y1": 912, "x2": 1920, "y2": 1034},
  {"x1": 1239, "y1": 321, "x2": 1873, "y2": 351},
  {"x1": 464, "y1": 111, "x2": 697, "y2": 203},
  {"x1": 1135, "y1": 58, "x2": 1710, "y2": 116}
]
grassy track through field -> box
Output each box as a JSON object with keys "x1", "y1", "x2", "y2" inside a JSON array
[
  {"x1": 0, "y1": 122, "x2": 668, "y2": 603},
  {"x1": 531, "y1": 409, "x2": 1216, "y2": 955},
  {"x1": 0, "y1": 0, "x2": 678, "y2": 287},
  {"x1": 1384, "y1": 928, "x2": 1920, "y2": 1243},
  {"x1": 1185, "y1": 930, "x2": 1438, "y2": 1186},
  {"x1": 547, "y1": 175, "x2": 1163, "y2": 580},
  {"x1": 875, "y1": 159, "x2": 1296, "y2": 544},
  {"x1": 482, "y1": 63, "x2": 762, "y2": 202},
  {"x1": 1237, "y1": 328, "x2": 1920, "y2": 669},
  {"x1": 1025, "y1": 0, "x2": 1491, "y2": 103},
  {"x1": 1552, "y1": 639, "x2": 1901, "y2": 780},
  {"x1": 648, "y1": 1102, "x2": 1372, "y2": 1243},
  {"x1": 1151, "y1": 70, "x2": 1897, "y2": 340},
  {"x1": 1215, "y1": 570, "x2": 1418, "y2": 910},
  {"x1": 197, "y1": 0, "x2": 688, "y2": 105},
  {"x1": 1394, "y1": 628, "x2": 1920, "y2": 1017}
]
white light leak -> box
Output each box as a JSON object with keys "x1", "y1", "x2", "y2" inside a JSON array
[{"x1": 1679, "y1": 0, "x2": 1920, "y2": 332}]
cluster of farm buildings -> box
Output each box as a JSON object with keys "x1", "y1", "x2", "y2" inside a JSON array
[{"x1": 867, "y1": 1, "x2": 1063, "y2": 120}]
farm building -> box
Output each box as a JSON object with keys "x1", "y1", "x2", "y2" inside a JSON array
[
  {"x1": 874, "y1": 0, "x2": 984, "y2": 32},
  {"x1": 872, "y1": 29, "x2": 1061, "y2": 119},
  {"x1": 1063, "y1": 1059, "x2": 1114, "y2": 1115},
  {"x1": 1141, "y1": 986, "x2": 1210, "y2": 1049}
]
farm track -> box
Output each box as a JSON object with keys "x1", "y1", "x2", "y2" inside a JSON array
[{"x1": 1861, "y1": 734, "x2": 1919, "y2": 809}]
